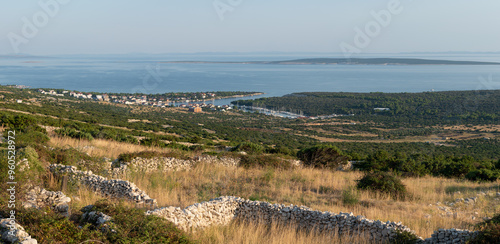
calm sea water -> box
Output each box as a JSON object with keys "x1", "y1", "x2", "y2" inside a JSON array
[{"x1": 1, "y1": 53, "x2": 499, "y2": 104}]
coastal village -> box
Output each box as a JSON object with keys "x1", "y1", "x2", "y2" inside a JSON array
[
  {"x1": 37, "y1": 89, "x2": 233, "y2": 112},
  {"x1": 37, "y1": 88, "x2": 352, "y2": 119},
  {"x1": 9, "y1": 86, "x2": 352, "y2": 119}
]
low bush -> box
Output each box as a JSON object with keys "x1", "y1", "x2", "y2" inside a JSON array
[
  {"x1": 189, "y1": 144, "x2": 205, "y2": 152},
  {"x1": 10, "y1": 208, "x2": 107, "y2": 243},
  {"x1": 117, "y1": 134, "x2": 139, "y2": 144},
  {"x1": 342, "y1": 187, "x2": 360, "y2": 206},
  {"x1": 265, "y1": 145, "x2": 295, "y2": 156},
  {"x1": 140, "y1": 137, "x2": 168, "y2": 147},
  {"x1": 468, "y1": 214, "x2": 500, "y2": 244},
  {"x1": 2, "y1": 114, "x2": 46, "y2": 134},
  {"x1": 391, "y1": 230, "x2": 420, "y2": 244},
  {"x1": 166, "y1": 142, "x2": 190, "y2": 151},
  {"x1": 297, "y1": 145, "x2": 349, "y2": 170},
  {"x1": 15, "y1": 146, "x2": 45, "y2": 187},
  {"x1": 0, "y1": 151, "x2": 12, "y2": 184},
  {"x1": 17, "y1": 146, "x2": 44, "y2": 171},
  {"x1": 232, "y1": 142, "x2": 265, "y2": 154},
  {"x1": 55, "y1": 127, "x2": 94, "y2": 141},
  {"x1": 465, "y1": 169, "x2": 500, "y2": 182},
  {"x1": 16, "y1": 131, "x2": 50, "y2": 147},
  {"x1": 35, "y1": 146, "x2": 99, "y2": 172},
  {"x1": 356, "y1": 172, "x2": 408, "y2": 200}
]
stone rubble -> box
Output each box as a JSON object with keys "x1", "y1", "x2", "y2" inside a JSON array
[
  {"x1": 22, "y1": 187, "x2": 71, "y2": 217},
  {"x1": 447, "y1": 197, "x2": 478, "y2": 207},
  {"x1": 0, "y1": 218, "x2": 37, "y2": 244},
  {"x1": 49, "y1": 164, "x2": 157, "y2": 207},
  {"x1": 431, "y1": 191, "x2": 500, "y2": 221},
  {"x1": 80, "y1": 205, "x2": 116, "y2": 233},
  {"x1": 16, "y1": 158, "x2": 30, "y2": 172},
  {"x1": 336, "y1": 161, "x2": 353, "y2": 171}
]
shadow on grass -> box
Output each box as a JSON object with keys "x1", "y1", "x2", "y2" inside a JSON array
[{"x1": 445, "y1": 184, "x2": 500, "y2": 194}]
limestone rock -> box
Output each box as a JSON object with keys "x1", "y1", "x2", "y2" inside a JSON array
[{"x1": 0, "y1": 219, "x2": 37, "y2": 244}]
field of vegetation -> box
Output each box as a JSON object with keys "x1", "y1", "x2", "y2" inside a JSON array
[{"x1": 0, "y1": 86, "x2": 499, "y2": 243}]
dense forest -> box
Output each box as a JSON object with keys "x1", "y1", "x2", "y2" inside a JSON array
[{"x1": 234, "y1": 90, "x2": 500, "y2": 126}]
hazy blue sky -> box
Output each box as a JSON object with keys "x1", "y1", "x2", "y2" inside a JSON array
[{"x1": 1, "y1": 0, "x2": 499, "y2": 55}]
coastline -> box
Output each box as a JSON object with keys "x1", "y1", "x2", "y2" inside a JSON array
[
  {"x1": 173, "y1": 92, "x2": 265, "y2": 104},
  {"x1": 175, "y1": 92, "x2": 266, "y2": 107}
]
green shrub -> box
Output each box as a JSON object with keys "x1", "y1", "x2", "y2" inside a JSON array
[
  {"x1": 17, "y1": 146, "x2": 42, "y2": 167},
  {"x1": 3, "y1": 115, "x2": 46, "y2": 134},
  {"x1": 232, "y1": 142, "x2": 264, "y2": 154},
  {"x1": 16, "y1": 131, "x2": 50, "y2": 147},
  {"x1": 203, "y1": 151, "x2": 219, "y2": 156},
  {"x1": 11, "y1": 208, "x2": 107, "y2": 243},
  {"x1": 342, "y1": 187, "x2": 360, "y2": 206},
  {"x1": 266, "y1": 145, "x2": 294, "y2": 156},
  {"x1": 297, "y1": 145, "x2": 349, "y2": 169},
  {"x1": 189, "y1": 144, "x2": 205, "y2": 152},
  {"x1": 366, "y1": 150, "x2": 391, "y2": 170},
  {"x1": 440, "y1": 157, "x2": 476, "y2": 178},
  {"x1": 465, "y1": 169, "x2": 500, "y2": 182},
  {"x1": 260, "y1": 168, "x2": 275, "y2": 184},
  {"x1": 356, "y1": 172, "x2": 408, "y2": 200},
  {"x1": 17, "y1": 146, "x2": 44, "y2": 177},
  {"x1": 391, "y1": 230, "x2": 420, "y2": 244},
  {"x1": 140, "y1": 137, "x2": 167, "y2": 147},
  {"x1": 0, "y1": 151, "x2": 11, "y2": 183},
  {"x1": 468, "y1": 214, "x2": 500, "y2": 244},
  {"x1": 55, "y1": 127, "x2": 94, "y2": 141},
  {"x1": 36, "y1": 147, "x2": 95, "y2": 170},
  {"x1": 239, "y1": 154, "x2": 293, "y2": 170},
  {"x1": 166, "y1": 142, "x2": 190, "y2": 151},
  {"x1": 117, "y1": 134, "x2": 139, "y2": 144}
]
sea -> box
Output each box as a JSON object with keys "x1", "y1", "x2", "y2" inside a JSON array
[{"x1": 1, "y1": 53, "x2": 499, "y2": 105}]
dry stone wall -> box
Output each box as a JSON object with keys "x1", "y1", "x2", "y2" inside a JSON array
[
  {"x1": 111, "y1": 156, "x2": 240, "y2": 175},
  {"x1": 147, "y1": 196, "x2": 419, "y2": 242},
  {"x1": 148, "y1": 196, "x2": 481, "y2": 243},
  {"x1": 49, "y1": 164, "x2": 157, "y2": 207},
  {"x1": 423, "y1": 228, "x2": 478, "y2": 244},
  {"x1": 146, "y1": 196, "x2": 240, "y2": 230},
  {"x1": 48, "y1": 158, "x2": 481, "y2": 243}
]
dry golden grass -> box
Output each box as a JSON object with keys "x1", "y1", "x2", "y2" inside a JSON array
[
  {"x1": 71, "y1": 186, "x2": 107, "y2": 209},
  {"x1": 192, "y1": 221, "x2": 375, "y2": 244},
  {"x1": 49, "y1": 135, "x2": 500, "y2": 241},
  {"x1": 121, "y1": 164, "x2": 500, "y2": 239},
  {"x1": 48, "y1": 135, "x2": 190, "y2": 159}
]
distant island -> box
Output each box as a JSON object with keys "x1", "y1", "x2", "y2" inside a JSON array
[{"x1": 162, "y1": 58, "x2": 500, "y2": 65}]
